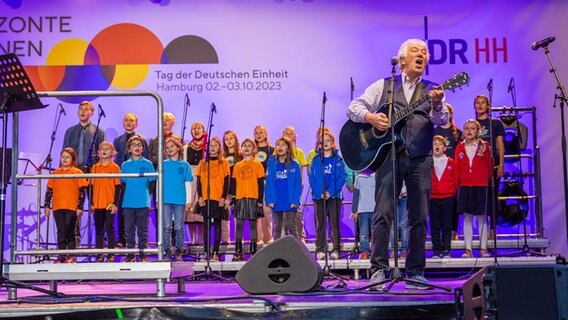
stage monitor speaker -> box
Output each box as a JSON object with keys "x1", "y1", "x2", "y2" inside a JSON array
[
  {"x1": 235, "y1": 236, "x2": 323, "y2": 294},
  {"x1": 462, "y1": 264, "x2": 568, "y2": 320}
]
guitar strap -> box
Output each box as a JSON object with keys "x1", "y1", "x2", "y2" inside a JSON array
[
  {"x1": 400, "y1": 81, "x2": 425, "y2": 125},
  {"x1": 398, "y1": 81, "x2": 426, "y2": 147},
  {"x1": 410, "y1": 81, "x2": 425, "y2": 104}
]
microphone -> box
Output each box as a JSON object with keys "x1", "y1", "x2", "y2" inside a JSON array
[
  {"x1": 531, "y1": 36, "x2": 555, "y2": 50},
  {"x1": 211, "y1": 103, "x2": 217, "y2": 113},
  {"x1": 391, "y1": 56, "x2": 398, "y2": 66},
  {"x1": 322, "y1": 91, "x2": 327, "y2": 104},
  {"x1": 185, "y1": 93, "x2": 190, "y2": 107},
  {"x1": 487, "y1": 79, "x2": 493, "y2": 91},
  {"x1": 507, "y1": 77, "x2": 514, "y2": 93},
  {"x1": 98, "y1": 104, "x2": 106, "y2": 118},
  {"x1": 59, "y1": 103, "x2": 66, "y2": 116},
  {"x1": 350, "y1": 77, "x2": 354, "y2": 92}
]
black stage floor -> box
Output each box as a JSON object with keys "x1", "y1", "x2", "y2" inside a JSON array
[
  {"x1": 1, "y1": 254, "x2": 565, "y2": 320},
  {"x1": 0, "y1": 275, "x2": 462, "y2": 320}
]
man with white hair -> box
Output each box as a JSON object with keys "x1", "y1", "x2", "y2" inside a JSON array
[{"x1": 347, "y1": 39, "x2": 449, "y2": 290}]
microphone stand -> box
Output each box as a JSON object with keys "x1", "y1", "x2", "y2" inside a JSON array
[
  {"x1": 180, "y1": 94, "x2": 190, "y2": 141},
  {"x1": 35, "y1": 104, "x2": 65, "y2": 262},
  {"x1": 40, "y1": 104, "x2": 64, "y2": 172},
  {"x1": 188, "y1": 103, "x2": 228, "y2": 282},
  {"x1": 86, "y1": 108, "x2": 104, "y2": 170},
  {"x1": 83, "y1": 106, "x2": 104, "y2": 259},
  {"x1": 319, "y1": 91, "x2": 347, "y2": 289},
  {"x1": 538, "y1": 44, "x2": 568, "y2": 245},
  {"x1": 341, "y1": 77, "x2": 360, "y2": 260},
  {"x1": 174, "y1": 95, "x2": 190, "y2": 257},
  {"x1": 486, "y1": 80, "x2": 499, "y2": 264},
  {"x1": 381, "y1": 60, "x2": 404, "y2": 291}
]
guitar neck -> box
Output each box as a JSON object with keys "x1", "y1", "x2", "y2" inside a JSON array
[{"x1": 391, "y1": 94, "x2": 432, "y2": 125}]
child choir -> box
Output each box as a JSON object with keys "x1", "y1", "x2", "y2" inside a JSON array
[{"x1": 44, "y1": 95, "x2": 502, "y2": 263}]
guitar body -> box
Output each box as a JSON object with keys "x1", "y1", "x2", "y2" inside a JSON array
[
  {"x1": 339, "y1": 105, "x2": 403, "y2": 173},
  {"x1": 340, "y1": 72, "x2": 470, "y2": 173}
]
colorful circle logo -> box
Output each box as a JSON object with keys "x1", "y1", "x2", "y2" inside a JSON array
[{"x1": 24, "y1": 23, "x2": 218, "y2": 103}]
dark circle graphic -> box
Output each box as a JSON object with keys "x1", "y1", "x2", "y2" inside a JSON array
[{"x1": 162, "y1": 35, "x2": 219, "y2": 64}]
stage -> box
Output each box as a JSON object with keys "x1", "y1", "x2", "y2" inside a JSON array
[
  {"x1": 0, "y1": 272, "x2": 467, "y2": 319},
  {"x1": 0, "y1": 250, "x2": 561, "y2": 319}
]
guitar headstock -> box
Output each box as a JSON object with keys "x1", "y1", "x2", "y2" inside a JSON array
[{"x1": 441, "y1": 72, "x2": 470, "y2": 92}]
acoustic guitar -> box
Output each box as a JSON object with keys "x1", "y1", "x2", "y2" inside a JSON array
[{"x1": 339, "y1": 72, "x2": 470, "y2": 173}]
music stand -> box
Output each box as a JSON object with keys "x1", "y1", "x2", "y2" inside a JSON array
[{"x1": 0, "y1": 53, "x2": 61, "y2": 297}]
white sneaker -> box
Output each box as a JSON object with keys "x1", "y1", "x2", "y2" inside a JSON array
[
  {"x1": 316, "y1": 252, "x2": 326, "y2": 260},
  {"x1": 405, "y1": 275, "x2": 432, "y2": 290},
  {"x1": 369, "y1": 269, "x2": 386, "y2": 291},
  {"x1": 330, "y1": 250, "x2": 339, "y2": 260}
]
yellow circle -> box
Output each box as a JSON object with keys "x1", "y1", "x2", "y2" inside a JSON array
[
  {"x1": 111, "y1": 64, "x2": 149, "y2": 89},
  {"x1": 46, "y1": 38, "x2": 90, "y2": 66}
]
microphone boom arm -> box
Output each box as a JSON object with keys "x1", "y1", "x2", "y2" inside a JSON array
[{"x1": 180, "y1": 94, "x2": 190, "y2": 140}]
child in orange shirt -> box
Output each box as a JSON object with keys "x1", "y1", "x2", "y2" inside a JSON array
[
  {"x1": 44, "y1": 148, "x2": 88, "y2": 263},
  {"x1": 90, "y1": 141, "x2": 122, "y2": 262},
  {"x1": 195, "y1": 137, "x2": 230, "y2": 261},
  {"x1": 232, "y1": 138, "x2": 265, "y2": 261}
]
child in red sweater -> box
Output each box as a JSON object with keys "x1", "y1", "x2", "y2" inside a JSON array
[
  {"x1": 455, "y1": 119, "x2": 494, "y2": 258},
  {"x1": 430, "y1": 136, "x2": 458, "y2": 258}
]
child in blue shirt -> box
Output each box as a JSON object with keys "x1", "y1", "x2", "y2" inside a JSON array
[
  {"x1": 265, "y1": 137, "x2": 302, "y2": 240},
  {"x1": 308, "y1": 131, "x2": 346, "y2": 260},
  {"x1": 163, "y1": 137, "x2": 193, "y2": 261},
  {"x1": 120, "y1": 135, "x2": 156, "y2": 262}
]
